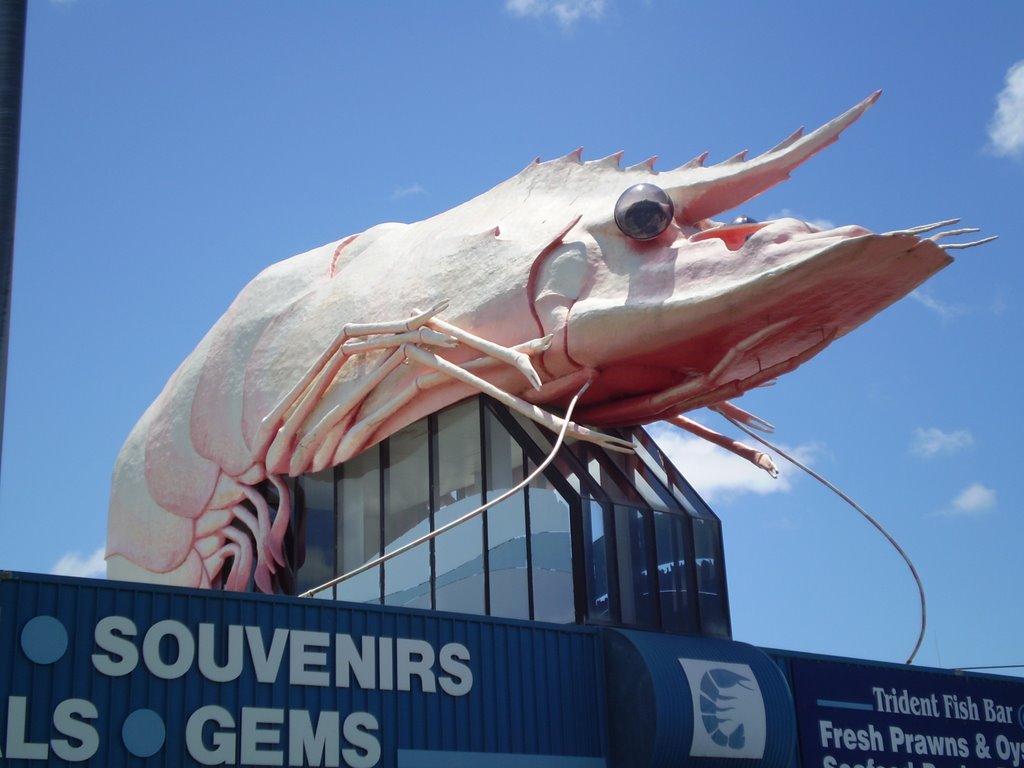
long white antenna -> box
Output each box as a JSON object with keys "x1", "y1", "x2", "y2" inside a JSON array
[{"x1": 720, "y1": 411, "x2": 927, "y2": 665}]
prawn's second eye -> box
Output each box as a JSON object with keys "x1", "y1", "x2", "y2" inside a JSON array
[{"x1": 614, "y1": 184, "x2": 674, "y2": 240}]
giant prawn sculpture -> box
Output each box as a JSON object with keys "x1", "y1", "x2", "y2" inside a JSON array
[{"x1": 106, "y1": 93, "x2": 993, "y2": 594}]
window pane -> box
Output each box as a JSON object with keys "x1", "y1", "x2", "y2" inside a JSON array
[
  {"x1": 528, "y1": 468, "x2": 576, "y2": 623},
  {"x1": 581, "y1": 499, "x2": 612, "y2": 623},
  {"x1": 629, "y1": 427, "x2": 716, "y2": 519},
  {"x1": 602, "y1": 444, "x2": 677, "y2": 513},
  {"x1": 434, "y1": 400, "x2": 486, "y2": 615},
  {"x1": 574, "y1": 443, "x2": 643, "y2": 506},
  {"x1": 295, "y1": 469, "x2": 335, "y2": 599},
  {"x1": 337, "y1": 447, "x2": 381, "y2": 604},
  {"x1": 384, "y1": 421, "x2": 432, "y2": 608},
  {"x1": 628, "y1": 431, "x2": 671, "y2": 491},
  {"x1": 653, "y1": 511, "x2": 696, "y2": 633},
  {"x1": 485, "y1": 408, "x2": 529, "y2": 620},
  {"x1": 614, "y1": 505, "x2": 657, "y2": 628},
  {"x1": 693, "y1": 517, "x2": 730, "y2": 637},
  {"x1": 507, "y1": 411, "x2": 582, "y2": 495}
]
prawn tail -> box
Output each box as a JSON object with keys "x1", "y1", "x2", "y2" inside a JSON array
[
  {"x1": 106, "y1": 419, "x2": 214, "y2": 588},
  {"x1": 107, "y1": 414, "x2": 295, "y2": 594}
]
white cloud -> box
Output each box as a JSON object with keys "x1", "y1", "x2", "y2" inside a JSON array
[
  {"x1": 936, "y1": 483, "x2": 997, "y2": 518},
  {"x1": 909, "y1": 289, "x2": 966, "y2": 320},
  {"x1": 910, "y1": 427, "x2": 975, "y2": 458},
  {"x1": 766, "y1": 209, "x2": 835, "y2": 231},
  {"x1": 991, "y1": 290, "x2": 1007, "y2": 317},
  {"x1": 648, "y1": 422, "x2": 820, "y2": 503},
  {"x1": 390, "y1": 184, "x2": 424, "y2": 200},
  {"x1": 988, "y1": 60, "x2": 1024, "y2": 158},
  {"x1": 505, "y1": 0, "x2": 606, "y2": 27},
  {"x1": 51, "y1": 546, "x2": 106, "y2": 579},
  {"x1": 991, "y1": 288, "x2": 1009, "y2": 316}
]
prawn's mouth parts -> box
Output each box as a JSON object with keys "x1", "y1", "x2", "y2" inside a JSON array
[
  {"x1": 678, "y1": 216, "x2": 995, "y2": 256},
  {"x1": 687, "y1": 219, "x2": 772, "y2": 250},
  {"x1": 680, "y1": 217, "x2": 871, "y2": 255},
  {"x1": 567, "y1": 218, "x2": 994, "y2": 427}
]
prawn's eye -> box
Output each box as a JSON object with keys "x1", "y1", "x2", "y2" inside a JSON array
[
  {"x1": 731, "y1": 215, "x2": 758, "y2": 225},
  {"x1": 614, "y1": 184, "x2": 674, "y2": 240}
]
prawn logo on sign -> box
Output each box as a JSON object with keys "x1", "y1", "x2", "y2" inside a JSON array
[{"x1": 678, "y1": 658, "x2": 767, "y2": 759}]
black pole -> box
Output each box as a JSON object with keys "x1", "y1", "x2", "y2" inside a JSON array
[{"x1": 0, "y1": 0, "x2": 27, "y2": 479}]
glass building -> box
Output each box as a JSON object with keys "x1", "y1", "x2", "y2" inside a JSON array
[{"x1": 284, "y1": 395, "x2": 730, "y2": 639}]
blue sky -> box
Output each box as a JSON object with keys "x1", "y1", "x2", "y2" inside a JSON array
[{"x1": 2, "y1": 1, "x2": 1022, "y2": 673}]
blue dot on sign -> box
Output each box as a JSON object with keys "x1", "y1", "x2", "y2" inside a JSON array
[
  {"x1": 20, "y1": 615, "x2": 68, "y2": 664},
  {"x1": 123, "y1": 709, "x2": 166, "y2": 758}
]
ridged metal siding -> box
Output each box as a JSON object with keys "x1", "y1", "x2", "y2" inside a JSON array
[{"x1": 0, "y1": 571, "x2": 607, "y2": 767}]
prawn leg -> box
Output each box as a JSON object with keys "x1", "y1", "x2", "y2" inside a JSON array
[
  {"x1": 274, "y1": 310, "x2": 552, "y2": 474},
  {"x1": 296, "y1": 337, "x2": 555, "y2": 473},
  {"x1": 668, "y1": 413, "x2": 778, "y2": 478},
  {"x1": 254, "y1": 301, "x2": 455, "y2": 460},
  {"x1": 403, "y1": 345, "x2": 633, "y2": 453}
]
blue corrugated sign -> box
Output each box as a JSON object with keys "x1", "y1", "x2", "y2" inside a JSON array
[
  {"x1": 11, "y1": 572, "x2": 1024, "y2": 768},
  {"x1": 0, "y1": 572, "x2": 607, "y2": 767},
  {"x1": 786, "y1": 655, "x2": 1024, "y2": 768}
]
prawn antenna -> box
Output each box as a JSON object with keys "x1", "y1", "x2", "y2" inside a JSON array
[{"x1": 720, "y1": 412, "x2": 927, "y2": 666}]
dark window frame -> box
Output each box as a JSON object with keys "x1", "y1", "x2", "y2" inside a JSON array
[{"x1": 288, "y1": 395, "x2": 731, "y2": 639}]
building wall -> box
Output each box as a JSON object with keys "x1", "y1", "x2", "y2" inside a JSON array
[
  {"x1": 0, "y1": 571, "x2": 606, "y2": 767},
  {"x1": 3, "y1": 571, "x2": 1022, "y2": 768}
]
